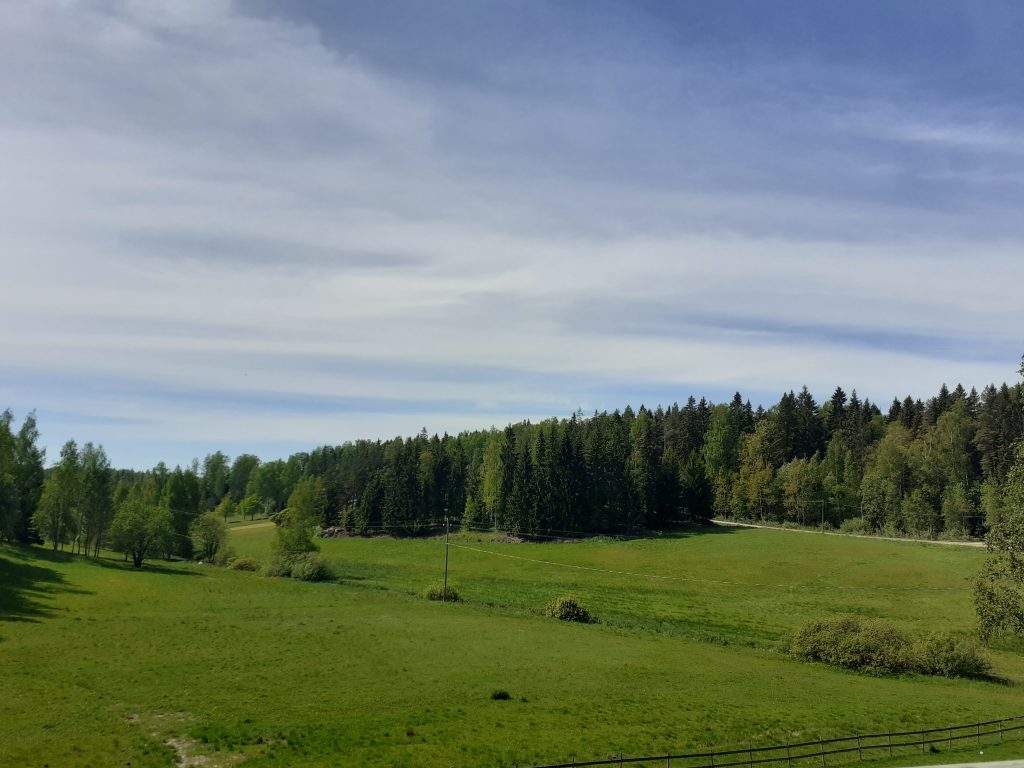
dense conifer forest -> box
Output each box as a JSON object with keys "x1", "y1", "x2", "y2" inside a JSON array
[{"x1": 2, "y1": 377, "x2": 1023, "y2": 558}]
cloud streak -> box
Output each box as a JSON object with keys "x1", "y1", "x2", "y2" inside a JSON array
[{"x1": 1, "y1": 0, "x2": 1022, "y2": 467}]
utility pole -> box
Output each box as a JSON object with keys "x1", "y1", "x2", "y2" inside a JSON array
[{"x1": 443, "y1": 515, "x2": 450, "y2": 602}]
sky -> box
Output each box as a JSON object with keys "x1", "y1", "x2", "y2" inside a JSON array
[{"x1": 2, "y1": 0, "x2": 1023, "y2": 469}]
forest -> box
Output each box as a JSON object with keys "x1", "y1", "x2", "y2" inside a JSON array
[{"x1": 1, "y1": 377, "x2": 1022, "y2": 559}]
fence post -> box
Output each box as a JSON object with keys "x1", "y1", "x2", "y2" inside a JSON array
[
  {"x1": 819, "y1": 738, "x2": 825, "y2": 768},
  {"x1": 887, "y1": 734, "x2": 892, "y2": 758},
  {"x1": 977, "y1": 724, "x2": 981, "y2": 747},
  {"x1": 857, "y1": 736, "x2": 862, "y2": 761},
  {"x1": 786, "y1": 745, "x2": 792, "y2": 768},
  {"x1": 667, "y1": 755, "x2": 671, "y2": 768},
  {"x1": 749, "y1": 743, "x2": 753, "y2": 768}
]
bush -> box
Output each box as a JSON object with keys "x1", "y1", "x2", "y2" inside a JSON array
[
  {"x1": 788, "y1": 617, "x2": 991, "y2": 678},
  {"x1": 228, "y1": 557, "x2": 261, "y2": 572},
  {"x1": 262, "y1": 556, "x2": 293, "y2": 578},
  {"x1": 490, "y1": 690, "x2": 511, "y2": 701},
  {"x1": 290, "y1": 552, "x2": 333, "y2": 582},
  {"x1": 839, "y1": 518, "x2": 869, "y2": 535},
  {"x1": 211, "y1": 546, "x2": 236, "y2": 567},
  {"x1": 422, "y1": 583, "x2": 460, "y2": 601},
  {"x1": 789, "y1": 617, "x2": 912, "y2": 673},
  {"x1": 545, "y1": 596, "x2": 593, "y2": 623},
  {"x1": 911, "y1": 633, "x2": 991, "y2": 678}
]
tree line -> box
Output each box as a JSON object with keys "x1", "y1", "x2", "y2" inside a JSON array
[{"x1": 1, "y1": 377, "x2": 1022, "y2": 559}]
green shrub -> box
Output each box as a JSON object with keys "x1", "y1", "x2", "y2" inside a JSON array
[
  {"x1": 228, "y1": 557, "x2": 261, "y2": 572},
  {"x1": 788, "y1": 617, "x2": 991, "y2": 678},
  {"x1": 839, "y1": 517, "x2": 869, "y2": 534},
  {"x1": 262, "y1": 556, "x2": 293, "y2": 578},
  {"x1": 422, "y1": 583, "x2": 460, "y2": 601},
  {"x1": 490, "y1": 690, "x2": 511, "y2": 701},
  {"x1": 788, "y1": 617, "x2": 911, "y2": 672},
  {"x1": 290, "y1": 552, "x2": 333, "y2": 582},
  {"x1": 911, "y1": 633, "x2": 991, "y2": 678},
  {"x1": 545, "y1": 596, "x2": 593, "y2": 623},
  {"x1": 212, "y1": 546, "x2": 236, "y2": 567}
]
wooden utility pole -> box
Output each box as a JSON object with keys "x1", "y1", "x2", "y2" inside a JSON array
[{"x1": 443, "y1": 516, "x2": 450, "y2": 601}]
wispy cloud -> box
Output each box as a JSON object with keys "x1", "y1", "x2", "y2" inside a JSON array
[{"x1": 2, "y1": 0, "x2": 1022, "y2": 467}]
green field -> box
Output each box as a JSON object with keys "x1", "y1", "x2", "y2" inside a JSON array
[{"x1": 2, "y1": 524, "x2": 1023, "y2": 768}]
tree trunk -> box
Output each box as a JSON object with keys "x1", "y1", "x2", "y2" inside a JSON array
[{"x1": 132, "y1": 552, "x2": 144, "y2": 568}]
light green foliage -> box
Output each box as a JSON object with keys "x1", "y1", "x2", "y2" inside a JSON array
[
  {"x1": 289, "y1": 551, "x2": 333, "y2": 582},
  {"x1": 702, "y1": 405, "x2": 740, "y2": 478},
  {"x1": 545, "y1": 595, "x2": 593, "y2": 623},
  {"x1": 107, "y1": 499, "x2": 174, "y2": 568},
  {"x1": 941, "y1": 483, "x2": 975, "y2": 537},
  {"x1": 788, "y1": 617, "x2": 990, "y2": 678},
  {"x1": 79, "y1": 443, "x2": 113, "y2": 556},
  {"x1": 913, "y1": 633, "x2": 992, "y2": 678},
  {"x1": 272, "y1": 477, "x2": 320, "y2": 561},
  {"x1": 214, "y1": 495, "x2": 236, "y2": 521},
  {"x1": 731, "y1": 422, "x2": 778, "y2": 519},
  {"x1": 422, "y1": 582, "x2": 460, "y2": 601},
  {"x1": 189, "y1": 511, "x2": 227, "y2": 561},
  {"x1": 777, "y1": 454, "x2": 823, "y2": 524},
  {"x1": 975, "y1": 443, "x2": 1024, "y2": 640},
  {"x1": 246, "y1": 461, "x2": 286, "y2": 514},
  {"x1": 860, "y1": 424, "x2": 911, "y2": 530},
  {"x1": 478, "y1": 431, "x2": 505, "y2": 525},
  {"x1": 31, "y1": 440, "x2": 80, "y2": 550},
  {"x1": 981, "y1": 478, "x2": 1006, "y2": 529},
  {"x1": 237, "y1": 494, "x2": 262, "y2": 521},
  {"x1": 788, "y1": 617, "x2": 913, "y2": 673},
  {"x1": 902, "y1": 488, "x2": 938, "y2": 537},
  {"x1": 839, "y1": 517, "x2": 869, "y2": 534}
]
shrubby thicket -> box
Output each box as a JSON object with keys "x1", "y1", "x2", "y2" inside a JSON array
[{"x1": 788, "y1": 617, "x2": 991, "y2": 678}]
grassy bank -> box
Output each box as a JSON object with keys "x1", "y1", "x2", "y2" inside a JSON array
[{"x1": 1, "y1": 524, "x2": 1020, "y2": 767}]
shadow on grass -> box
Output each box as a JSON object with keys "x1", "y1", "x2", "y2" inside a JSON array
[
  {"x1": 84, "y1": 556, "x2": 202, "y2": 578},
  {"x1": 0, "y1": 545, "x2": 92, "y2": 625}
]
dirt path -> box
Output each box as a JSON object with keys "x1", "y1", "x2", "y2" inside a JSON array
[{"x1": 712, "y1": 518, "x2": 986, "y2": 548}]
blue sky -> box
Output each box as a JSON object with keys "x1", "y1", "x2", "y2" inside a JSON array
[{"x1": 1, "y1": 1, "x2": 1023, "y2": 469}]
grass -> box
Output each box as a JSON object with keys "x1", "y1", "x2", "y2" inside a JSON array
[{"x1": 1, "y1": 523, "x2": 1022, "y2": 768}]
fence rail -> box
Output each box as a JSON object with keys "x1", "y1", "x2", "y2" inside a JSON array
[{"x1": 534, "y1": 715, "x2": 1024, "y2": 768}]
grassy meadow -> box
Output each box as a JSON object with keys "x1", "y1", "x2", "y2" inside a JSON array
[{"x1": 2, "y1": 523, "x2": 1023, "y2": 768}]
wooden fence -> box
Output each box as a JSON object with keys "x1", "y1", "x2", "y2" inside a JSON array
[{"x1": 534, "y1": 715, "x2": 1024, "y2": 768}]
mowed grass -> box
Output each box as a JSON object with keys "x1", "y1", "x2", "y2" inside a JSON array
[{"x1": 0, "y1": 525, "x2": 1020, "y2": 768}]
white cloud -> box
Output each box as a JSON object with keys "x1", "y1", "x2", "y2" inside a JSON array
[{"x1": 1, "y1": 1, "x2": 1022, "y2": 466}]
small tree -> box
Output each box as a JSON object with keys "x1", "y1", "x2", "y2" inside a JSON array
[
  {"x1": 272, "y1": 478, "x2": 320, "y2": 562},
  {"x1": 32, "y1": 440, "x2": 80, "y2": 551},
  {"x1": 237, "y1": 494, "x2": 262, "y2": 521},
  {"x1": 108, "y1": 500, "x2": 173, "y2": 568},
  {"x1": 975, "y1": 443, "x2": 1024, "y2": 640},
  {"x1": 214, "y1": 495, "x2": 236, "y2": 522},
  {"x1": 190, "y1": 511, "x2": 227, "y2": 561}
]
